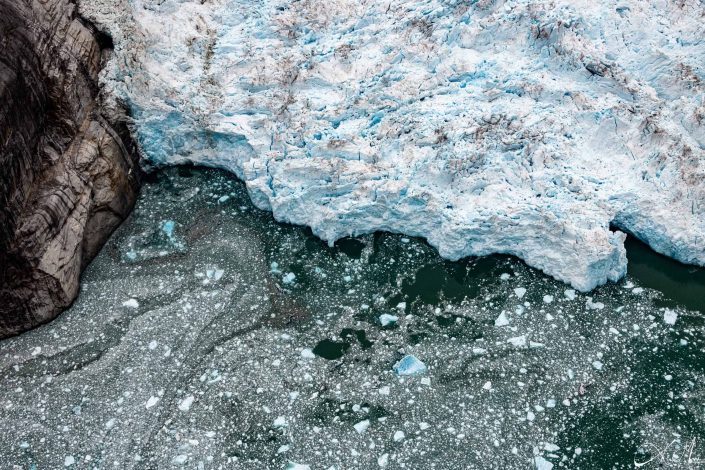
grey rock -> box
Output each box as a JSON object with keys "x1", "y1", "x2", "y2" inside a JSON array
[{"x1": 0, "y1": 0, "x2": 141, "y2": 337}]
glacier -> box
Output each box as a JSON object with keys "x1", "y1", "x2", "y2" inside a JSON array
[{"x1": 81, "y1": 0, "x2": 705, "y2": 291}]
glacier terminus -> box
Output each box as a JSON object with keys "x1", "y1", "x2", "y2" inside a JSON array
[{"x1": 83, "y1": 0, "x2": 705, "y2": 291}]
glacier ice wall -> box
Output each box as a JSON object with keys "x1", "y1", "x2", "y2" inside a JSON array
[{"x1": 82, "y1": 0, "x2": 705, "y2": 291}]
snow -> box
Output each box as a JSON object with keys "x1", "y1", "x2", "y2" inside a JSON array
[
  {"x1": 82, "y1": 0, "x2": 705, "y2": 293},
  {"x1": 378, "y1": 453, "x2": 389, "y2": 467}
]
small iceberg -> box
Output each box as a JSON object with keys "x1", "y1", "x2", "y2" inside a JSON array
[
  {"x1": 393, "y1": 354, "x2": 427, "y2": 376},
  {"x1": 379, "y1": 314, "x2": 398, "y2": 327}
]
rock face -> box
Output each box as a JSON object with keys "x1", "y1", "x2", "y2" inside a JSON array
[
  {"x1": 0, "y1": 0, "x2": 141, "y2": 337},
  {"x1": 83, "y1": 0, "x2": 705, "y2": 292}
]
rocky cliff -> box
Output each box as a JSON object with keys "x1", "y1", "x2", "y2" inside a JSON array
[{"x1": 0, "y1": 0, "x2": 141, "y2": 337}]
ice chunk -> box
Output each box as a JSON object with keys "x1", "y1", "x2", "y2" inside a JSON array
[
  {"x1": 145, "y1": 396, "x2": 160, "y2": 409},
  {"x1": 542, "y1": 295, "x2": 554, "y2": 304},
  {"x1": 301, "y1": 348, "x2": 315, "y2": 359},
  {"x1": 178, "y1": 395, "x2": 195, "y2": 412},
  {"x1": 586, "y1": 298, "x2": 605, "y2": 310},
  {"x1": 173, "y1": 455, "x2": 188, "y2": 465},
  {"x1": 663, "y1": 309, "x2": 678, "y2": 325},
  {"x1": 105, "y1": 418, "x2": 116, "y2": 429},
  {"x1": 535, "y1": 456, "x2": 553, "y2": 470},
  {"x1": 378, "y1": 453, "x2": 389, "y2": 467},
  {"x1": 514, "y1": 288, "x2": 527, "y2": 299},
  {"x1": 393, "y1": 355, "x2": 427, "y2": 376},
  {"x1": 507, "y1": 335, "x2": 527, "y2": 348},
  {"x1": 273, "y1": 416, "x2": 287, "y2": 428},
  {"x1": 282, "y1": 272, "x2": 296, "y2": 284},
  {"x1": 379, "y1": 314, "x2": 398, "y2": 327},
  {"x1": 64, "y1": 456, "x2": 75, "y2": 467},
  {"x1": 354, "y1": 419, "x2": 370, "y2": 434},
  {"x1": 393, "y1": 430, "x2": 405, "y2": 442},
  {"x1": 284, "y1": 463, "x2": 311, "y2": 470},
  {"x1": 500, "y1": 273, "x2": 511, "y2": 280},
  {"x1": 482, "y1": 381, "x2": 492, "y2": 390},
  {"x1": 592, "y1": 360, "x2": 604, "y2": 370},
  {"x1": 494, "y1": 311, "x2": 510, "y2": 327},
  {"x1": 206, "y1": 267, "x2": 225, "y2": 281},
  {"x1": 122, "y1": 298, "x2": 139, "y2": 309},
  {"x1": 564, "y1": 289, "x2": 576, "y2": 300}
]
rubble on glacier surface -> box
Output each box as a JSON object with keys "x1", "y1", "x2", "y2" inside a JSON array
[{"x1": 80, "y1": 0, "x2": 705, "y2": 291}]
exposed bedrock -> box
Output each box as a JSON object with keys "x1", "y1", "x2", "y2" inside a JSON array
[
  {"x1": 0, "y1": 0, "x2": 141, "y2": 338},
  {"x1": 81, "y1": 0, "x2": 705, "y2": 292}
]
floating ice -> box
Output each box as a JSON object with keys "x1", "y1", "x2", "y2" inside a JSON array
[
  {"x1": 663, "y1": 309, "x2": 678, "y2": 325},
  {"x1": 507, "y1": 336, "x2": 527, "y2": 348},
  {"x1": 514, "y1": 288, "x2": 527, "y2": 299},
  {"x1": 379, "y1": 314, "x2": 398, "y2": 327},
  {"x1": 64, "y1": 456, "x2": 75, "y2": 467},
  {"x1": 535, "y1": 456, "x2": 553, "y2": 470},
  {"x1": 273, "y1": 416, "x2": 287, "y2": 428},
  {"x1": 282, "y1": 272, "x2": 296, "y2": 284},
  {"x1": 300, "y1": 348, "x2": 315, "y2": 359},
  {"x1": 145, "y1": 396, "x2": 160, "y2": 409},
  {"x1": 284, "y1": 464, "x2": 311, "y2": 470},
  {"x1": 495, "y1": 312, "x2": 510, "y2": 327},
  {"x1": 393, "y1": 355, "x2": 427, "y2": 376},
  {"x1": 206, "y1": 267, "x2": 225, "y2": 281},
  {"x1": 122, "y1": 299, "x2": 139, "y2": 309},
  {"x1": 393, "y1": 431, "x2": 405, "y2": 442},
  {"x1": 542, "y1": 295, "x2": 554, "y2": 304},
  {"x1": 353, "y1": 419, "x2": 370, "y2": 434},
  {"x1": 564, "y1": 290, "x2": 577, "y2": 301},
  {"x1": 178, "y1": 395, "x2": 195, "y2": 412}
]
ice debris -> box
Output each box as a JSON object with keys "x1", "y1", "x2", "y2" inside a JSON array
[{"x1": 393, "y1": 355, "x2": 427, "y2": 376}]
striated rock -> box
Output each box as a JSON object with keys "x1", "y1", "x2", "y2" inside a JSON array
[
  {"x1": 83, "y1": 0, "x2": 705, "y2": 291},
  {"x1": 0, "y1": 0, "x2": 141, "y2": 337}
]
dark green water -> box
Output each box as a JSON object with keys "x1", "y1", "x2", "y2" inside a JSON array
[{"x1": 625, "y1": 236, "x2": 705, "y2": 314}]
